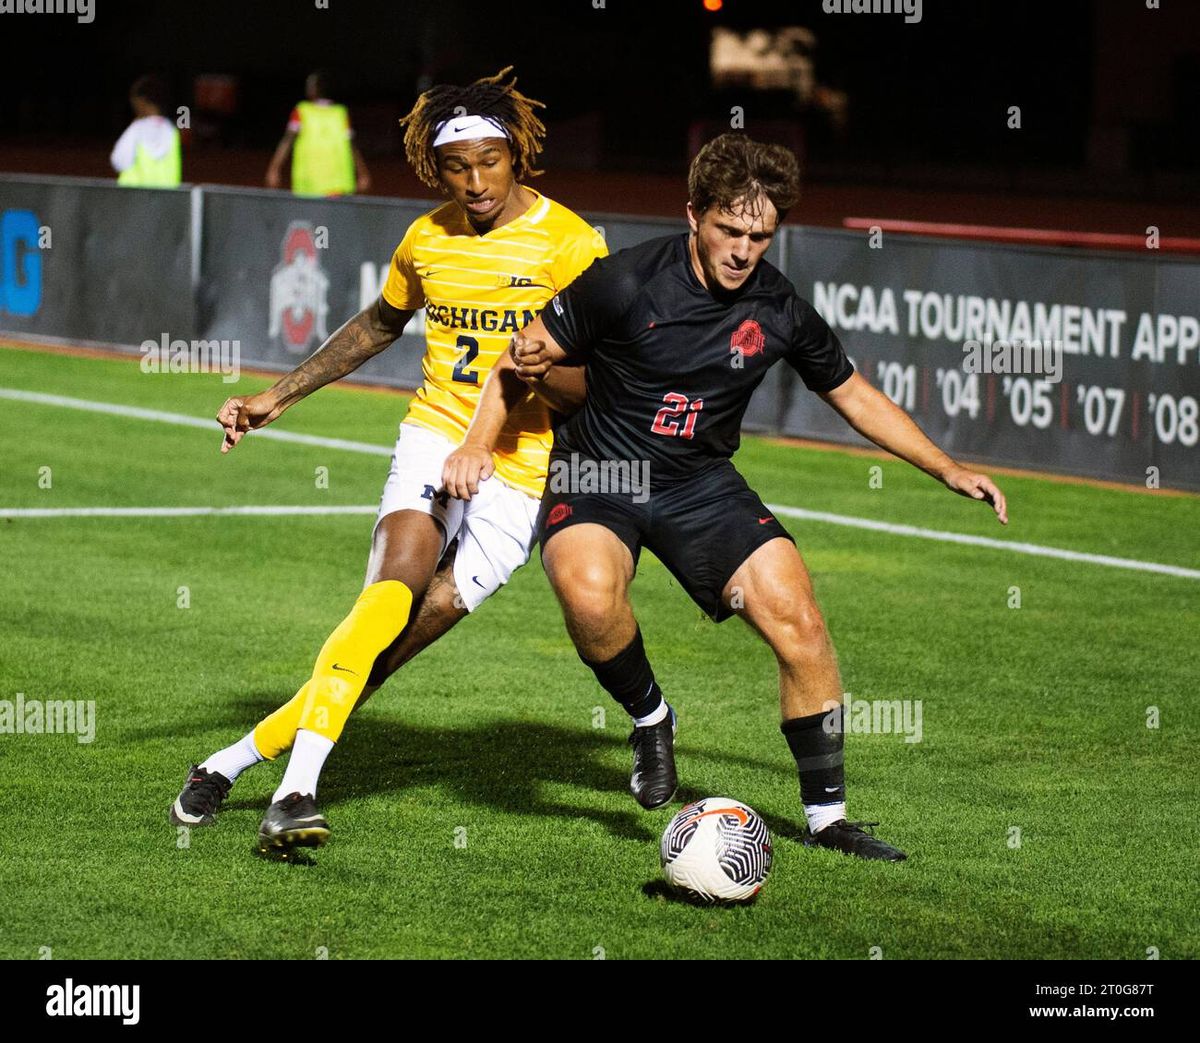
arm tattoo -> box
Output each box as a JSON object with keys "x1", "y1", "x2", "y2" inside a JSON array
[{"x1": 272, "y1": 300, "x2": 408, "y2": 407}]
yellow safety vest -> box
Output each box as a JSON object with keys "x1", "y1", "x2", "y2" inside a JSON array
[
  {"x1": 292, "y1": 101, "x2": 355, "y2": 197},
  {"x1": 118, "y1": 130, "x2": 182, "y2": 188}
]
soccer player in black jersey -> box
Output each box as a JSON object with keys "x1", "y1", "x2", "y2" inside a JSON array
[{"x1": 444, "y1": 134, "x2": 1008, "y2": 862}]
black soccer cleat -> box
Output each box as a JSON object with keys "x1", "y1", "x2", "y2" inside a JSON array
[
  {"x1": 628, "y1": 704, "x2": 678, "y2": 810},
  {"x1": 257, "y1": 792, "x2": 331, "y2": 854},
  {"x1": 169, "y1": 764, "x2": 232, "y2": 827},
  {"x1": 802, "y1": 819, "x2": 907, "y2": 862}
]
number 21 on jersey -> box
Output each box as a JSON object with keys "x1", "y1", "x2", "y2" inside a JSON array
[{"x1": 651, "y1": 392, "x2": 703, "y2": 439}]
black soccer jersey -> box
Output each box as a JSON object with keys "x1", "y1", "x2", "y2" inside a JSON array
[{"x1": 540, "y1": 233, "x2": 853, "y2": 486}]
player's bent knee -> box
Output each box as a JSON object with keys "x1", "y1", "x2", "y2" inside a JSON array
[
  {"x1": 544, "y1": 523, "x2": 633, "y2": 580},
  {"x1": 366, "y1": 510, "x2": 445, "y2": 590},
  {"x1": 747, "y1": 591, "x2": 829, "y2": 658},
  {"x1": 557, "y1": 567, "x2": 626, "y2": 621},
  {"x1": 772, "y1": 608, "x2": 831, "y2": 664}
]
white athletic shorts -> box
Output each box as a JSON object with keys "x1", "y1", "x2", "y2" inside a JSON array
[{"x1": 374, "y1": 421, "x2": 541, "y2": 612}]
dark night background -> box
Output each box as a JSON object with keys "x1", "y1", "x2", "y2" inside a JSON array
[{"x1": 1, "y1": 0, "x2": 1198, "y2": 220}]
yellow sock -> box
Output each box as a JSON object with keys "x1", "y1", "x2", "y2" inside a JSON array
[
  {"x1": 298, "y1": 580, "x2": 414, "y2": 743},
  {"x1": 252, "y1": 681, "x2": 311, "y2": 761}
]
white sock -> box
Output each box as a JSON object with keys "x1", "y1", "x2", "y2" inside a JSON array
[
  {"x1": 200, "y1": 732, "x2": 264, "y2": 783},
  {"x1": 633, "y1": 697, "x2": 668, "y2": 728},
  {"x1": 273, "y1": 729, "x2": 335, "y2": 803},
  {"x1": 805, "y1": 801, "x2": 847, "y2": 834}
]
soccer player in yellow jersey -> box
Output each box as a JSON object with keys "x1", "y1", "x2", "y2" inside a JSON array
[{"x1": 170, "y1": 69, "x2": 607, "y2": 854}]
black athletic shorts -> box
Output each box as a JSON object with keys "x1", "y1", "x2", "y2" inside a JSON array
[{"x1": 537, "y1": 456, "x2": 794, "y2": 622}]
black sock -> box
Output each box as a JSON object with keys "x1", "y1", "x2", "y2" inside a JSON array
[
  {"x1": 781, "y1": 707, "x2": 845, "y2": 807},
  {"x1": 580, "y1": 627, "x2": 663, "y2": 720}
]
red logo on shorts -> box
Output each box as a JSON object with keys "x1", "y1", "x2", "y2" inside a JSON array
[
  {"x1": 547, "y1": 503, "x2": 573, "y2": 526},
  {"x1": 731, "y1": 319, "x2": 765, "y2": 358}
]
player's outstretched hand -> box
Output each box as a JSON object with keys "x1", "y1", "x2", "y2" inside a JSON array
[
  {"x1": 943, "y1": 466, "x2": 1008, "y2": 525},
  {"x1": 510, "y1": 332, "x2": 554, "y2": 382},
  {"x1": 442, "y1": 444, "x2": 494, "y2": 501},
  {"x1": 217, "y1": 391, "x2": 284, "y2": 454}
]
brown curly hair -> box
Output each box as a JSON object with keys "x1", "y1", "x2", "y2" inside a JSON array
[
  {"x1": 687, "y1": 133, "x2": 801, "y2": 222},
  {"x1": 398, "y1": 67, "x2": 547, "y2": 189}
]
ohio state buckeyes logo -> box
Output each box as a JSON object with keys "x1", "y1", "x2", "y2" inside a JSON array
[
  {"x1": 546, "y1": 503, "x2": 573, "y2": 526},
  {"x1": 730, "y1": 318, "x2": 765, "y2": 358},
  {"x1": 268, "y1": 222, "x2": 330, "y2": 353}
]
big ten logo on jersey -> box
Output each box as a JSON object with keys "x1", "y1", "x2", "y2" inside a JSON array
[{"x1": 1, "y1": 209, "x2": 44, "y2": 318}]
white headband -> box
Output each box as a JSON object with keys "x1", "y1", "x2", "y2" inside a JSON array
[{"x1": 432, "y1": 114, "x2": 510, "y2": 148}]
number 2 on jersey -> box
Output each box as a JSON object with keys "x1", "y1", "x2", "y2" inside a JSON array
[
  {"x1": 651, "y1": 392, "x2": 704, "y2": 439},
  {"x1": 452, "y1": 334, "x2": 480, "y2": 385}
]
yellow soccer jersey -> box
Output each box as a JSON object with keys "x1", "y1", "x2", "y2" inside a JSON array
[{"x1": 382, "y1": 188, "x2": 607, "y2": 499}]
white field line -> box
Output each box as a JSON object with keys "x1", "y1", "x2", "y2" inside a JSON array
[
  {"x1": 2, "y1": 386, "x2": 1196, "y2": 581},
  {"x1": 763, "y1": 504, "x2": 1200, "y2": 581},
  {"x1": 0, "y1": 387, "x2": 392, "y2": 456},
  {"x1": 0, "y1": 505, "x2": 377, "y2": 519}
]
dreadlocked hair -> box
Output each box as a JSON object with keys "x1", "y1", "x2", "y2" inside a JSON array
[{"x1": 399, "y1": 66, "x2": 547, "y2": 189}]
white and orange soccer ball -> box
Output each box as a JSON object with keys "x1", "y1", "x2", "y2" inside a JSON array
[{"x1": 660, "y1": 798, "x2": 773, "y2": 903}]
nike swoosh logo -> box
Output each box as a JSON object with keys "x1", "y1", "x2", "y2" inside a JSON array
[
  {"x1": 471, "y1": 575, "x2": 486, "y2": 589},
  {"x1": 332, "y1": 663, "x2": 357, "y2": 675},
  {"x1": 824, "y1": 787, "x2": 841, "y2": 793},
  {"x1": 758, "y1": 517, "x2": 773, "y2": 525},
  {"x1": 453, "y1": 122, "x2": 471, "y2": 132}
]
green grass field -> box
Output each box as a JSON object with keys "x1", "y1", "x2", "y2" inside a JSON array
[{"x1": 1, "y1": 344, "x2": 1197, "y2": 960}]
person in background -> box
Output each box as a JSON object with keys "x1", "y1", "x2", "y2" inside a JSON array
[
  {"x1": 266, "y1": 70, "x2": 371, "y2": 196},
  {"x1": 110, "y1": 75, "x2": 181, "y2": 189}
]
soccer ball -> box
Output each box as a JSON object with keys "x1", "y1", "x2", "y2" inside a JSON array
[{"x1": 660, "y1": 797, "x2": 773, "y2": 903}]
